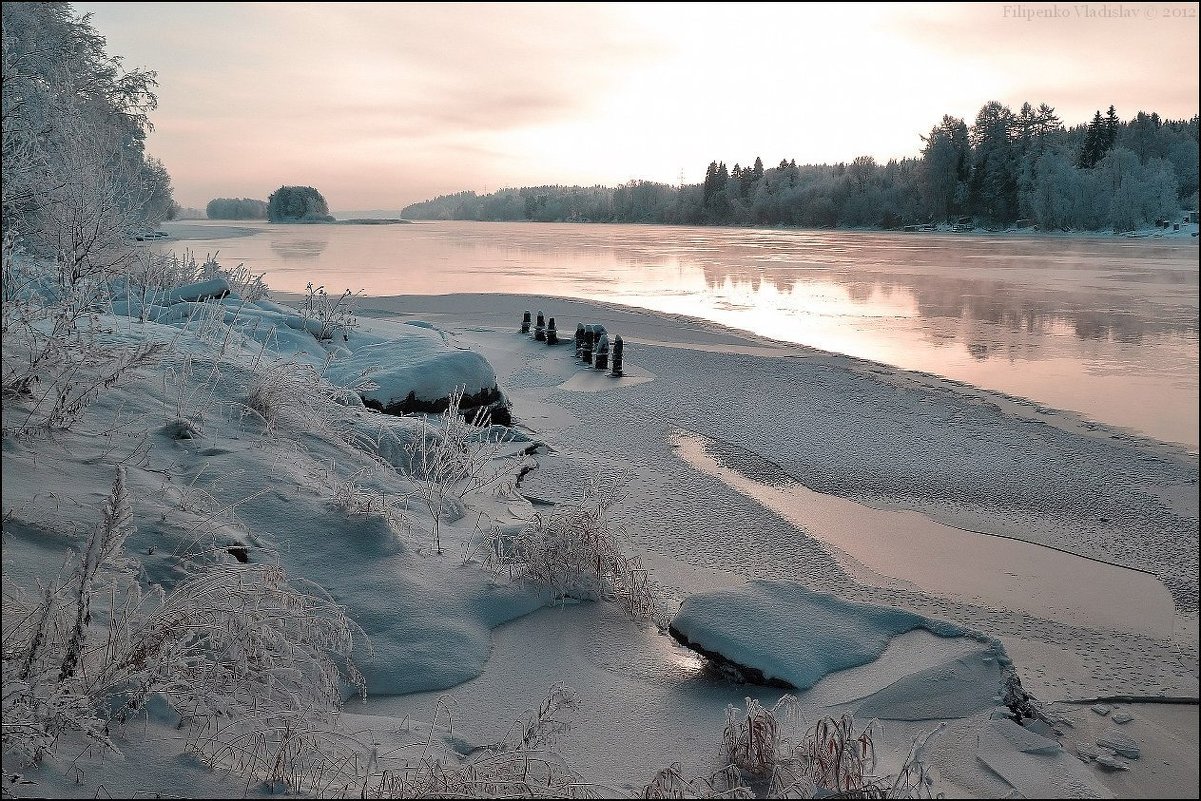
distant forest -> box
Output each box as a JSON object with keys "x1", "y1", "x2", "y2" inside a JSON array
[
  {"x1": 403, "y1": 102, "x2": 1199, "y2": 232},
  {"x1": 206, "y1": 197, "x2": 268, "y2": 219}
]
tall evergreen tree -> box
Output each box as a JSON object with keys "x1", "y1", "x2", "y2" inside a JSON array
[
  {"x1": 1103, "y1": 105, "x2": 1120, "y2": 151},
  {"x1": 969, "y1": 101, "x2": 1020, "y2": 222},
  {"x1": 702, "y1": 160, "x2": 719, "y2": 207},
  {"x1": 1079, "y1": 110, "x2": 1105, "y2": 168}
]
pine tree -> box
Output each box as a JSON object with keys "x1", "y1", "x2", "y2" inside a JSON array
[
  {"x1": 1103, "y1": 105, "x2": 1119, "y2": 151},
  {"x1": 702, "y1": 161, "x2": 719, "y2": 207},
  {"x1": 1079, "y1": 110, "x2": 1105, "y2": 168}
]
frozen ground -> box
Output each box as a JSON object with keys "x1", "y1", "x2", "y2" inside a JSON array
[
  {"x1": 4, "y1": 280, "x2": 1197, "y2": 798},
  {"x1": 354, "y1": 291, "x2": 1198, "y2": 796}
]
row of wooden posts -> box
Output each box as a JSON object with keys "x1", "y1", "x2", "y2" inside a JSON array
[{"x1": 520, "y1": 310, "x2": 623, "y2": 376}]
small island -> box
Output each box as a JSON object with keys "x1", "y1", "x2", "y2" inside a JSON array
[{"x1": 263, "y1": 185, "x2": 410, "y2": 224}]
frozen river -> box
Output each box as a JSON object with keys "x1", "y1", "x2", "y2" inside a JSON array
[{"x1": 163, "y1": 219, "x2": 1199, "y2": 449}]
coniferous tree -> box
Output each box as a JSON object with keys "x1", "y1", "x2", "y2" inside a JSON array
[
  {"x1": 1103, "y1": 105, "x2": 1120, "y2": 151},
  {"x1": 1079, "y1": 110, "x2": 1105, "y2": 168},
  {"x1": 970, "y1": 101, "x2": 1020, "y2": 222},
  {"x1": 702, "y1": 161, "x2": 720, "y2": 207}
]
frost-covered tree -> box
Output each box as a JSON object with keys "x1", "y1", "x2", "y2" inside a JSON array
[
  {"x1": 206, "y1": 197, "x2": 268, "y2": 219},
  {"x1": 919, "y1": 116, "x2": 970, "y2": 221},
  {"x1": 2, "y1": 2, "x2": 174, "y2": 277},
  {"x1": 969, "y1": 101, "x2": 1020, "y2": 223},
  {"x1": 266, "y1": 185, "x2": 332, "y2": 222}
]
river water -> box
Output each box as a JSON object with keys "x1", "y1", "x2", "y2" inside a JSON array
[{"x1": 162, "y1": 219, "x2": 1199, "y2": 449}]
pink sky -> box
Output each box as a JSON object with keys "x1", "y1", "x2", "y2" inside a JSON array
[{"x1": 76, "y1": 2, "x2": 1200, "y2": 212}]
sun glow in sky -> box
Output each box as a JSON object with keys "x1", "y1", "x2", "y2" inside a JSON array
[{"x1": 75, "y1": 1, "x2": 1199, "y2": 211}]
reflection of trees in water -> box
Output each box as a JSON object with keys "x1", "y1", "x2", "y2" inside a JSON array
[
  {"x1": 695, "y1": 260, "x2": 1197, "y2": 358},
  {"x1": 269, "y1": 238, "x2": 329, "y2": 260}
]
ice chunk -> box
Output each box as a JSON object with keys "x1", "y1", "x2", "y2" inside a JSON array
[
  {"x1": 1096, "y1": 728, "x2": 1140, "y2": 759},
  {"x1": 977, "y1": 720, "x2": 1110, "y2": 797},
  {"x1": 980, "y1": 718, "x2": 1062, "y2": 755},
  {"x1": 1094, "y1": 753, "x2": 1130, "y2": 771},
  {"x1": 1091, "y1": 703, "x2": 1112, "y2": 716}
]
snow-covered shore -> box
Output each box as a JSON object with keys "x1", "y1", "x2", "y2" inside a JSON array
[
  {"x1": 361, "y1": 292, "x2": 1199, "y2": 794},
  {"x1": 3, "y1": 272, "x2": 1197, "y2": 798}
]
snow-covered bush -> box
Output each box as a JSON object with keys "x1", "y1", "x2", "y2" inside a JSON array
[
  {"x1": 358, "y1": 686, "x2": 586, "y2": 799},
  {"x1": 243, "y1": 354, "x2": 365, "y2": 439},
  {"x1": 477, "y1": 473, "x2": 668, "y2": 628},
  {"x1": 640, "y1": 764, "x2": 750, "y2": 799},
  {"x1": 1, "y1": 311, "x2": 167, "y2": 438}
]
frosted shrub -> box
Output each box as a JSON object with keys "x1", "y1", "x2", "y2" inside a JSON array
[
  {"x1": 478, "y1": 473, "x2": 668, "y2": 628},
  {"x1": 161, "y1": 352, "x2": 224, "y2": 437},
  {"x1": 722, "y1": 696, "x2": 800, "y2": 778},
  {"x1": 198, "y1": 252, "x2": 268, "y2": 302},
  {"x1": 296, "y1": 281, "x2": 361, "y2": 341},
  {"x1": 1, "y1": 318, "x2": 166, "y2": 437},
  {"x1": 640, "y1": 764, "x2": 751, "y2": 799},
  {"x1": 406, "y1": 386, "x2": 516, "y2": 555},
  {"x1": 2, "y1": 243, "x2": 168, "y2": 437},
  {"x1": 767, "y1": 713, "x2": 938, "y2": 799},
  {"x1": 359, "y1": 686, "x2": 588, "y2": 800},
  {"x1": 1, "y1": 468, "x2": 366, "y2": 769},
  {"x1": 244, "y1": 356, "x2": 360, "y2": 437}
]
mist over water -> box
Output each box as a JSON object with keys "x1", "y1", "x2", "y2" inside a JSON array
[{"x1": 164, "y1": 219, "x2": 1199, "y2": 449}]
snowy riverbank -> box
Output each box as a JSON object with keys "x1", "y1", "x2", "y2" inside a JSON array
[{"x1": 2, "y1": 270, "x2": 1196, "y2": 797}]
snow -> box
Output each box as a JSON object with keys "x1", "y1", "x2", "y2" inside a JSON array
[
  {"x1": 3, "y1": 276, "x2": 1197, "y2": 798},
  {"x1": 853, "y1": 649, "x2": 1004, "y2": 721},
  {"x1": 325, "y1": 331, "x2": 499, "y2": 409},
  {"x1": 164, "y1": 276, "x2": 231, "y2": 303},
  {"x1": 669, "y1": 579, "x2": 974, "y2": 690},
  {"x1": 976, "y1": 718, "x2": 1111, "y2": 798}
]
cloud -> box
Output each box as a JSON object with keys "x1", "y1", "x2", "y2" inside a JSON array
[
  {"x1": 76, "y1": 2, "x2": 1198, "y2": 210},
  {"x1": 889, "y1": 2, "x2": 1199, "y2": 121}
]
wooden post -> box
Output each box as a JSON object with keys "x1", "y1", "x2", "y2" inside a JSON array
[
  {"x1": 547, "y1": 317, "x2": 558, "y2": 345},
  {"x1": 575, "y1": 323, "x2": 586, "y2": 357},
  {"x1": 611, "y1": 335, "x2": 623, "y2": 376},
  {"x1": 520, "y1": 310, "x2": 531, "y2": 334},
  {"x1": 582, "y1": 326, "x2": 595, "y2": 364},
  {"x1": 595, "y1": 333, "x2": 609, "y2": 370},
  {"x1": 535, "y1": 311, "x2": 546, "y2": 341}
]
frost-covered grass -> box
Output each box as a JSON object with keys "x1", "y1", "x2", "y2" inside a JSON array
[
  {"x1": 0, "y1": 243, "x2": 697, "y2": 798},
  {"x1": 471, "y1": 472, "x2": 669, "y2": 629}
]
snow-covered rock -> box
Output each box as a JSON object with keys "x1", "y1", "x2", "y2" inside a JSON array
[
  {"x1": 165, "y1": 276, "x2": 231, "y2": 303},
  {"x1": 1111, "y1": 710, "x2": 1134, "y2": 724},
  {"x1": 325, "y1": 327, "x2": 504, "y2": 419},
  {"x1": 668, "y1": 579, "x2": 975, "y2": 690}
]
